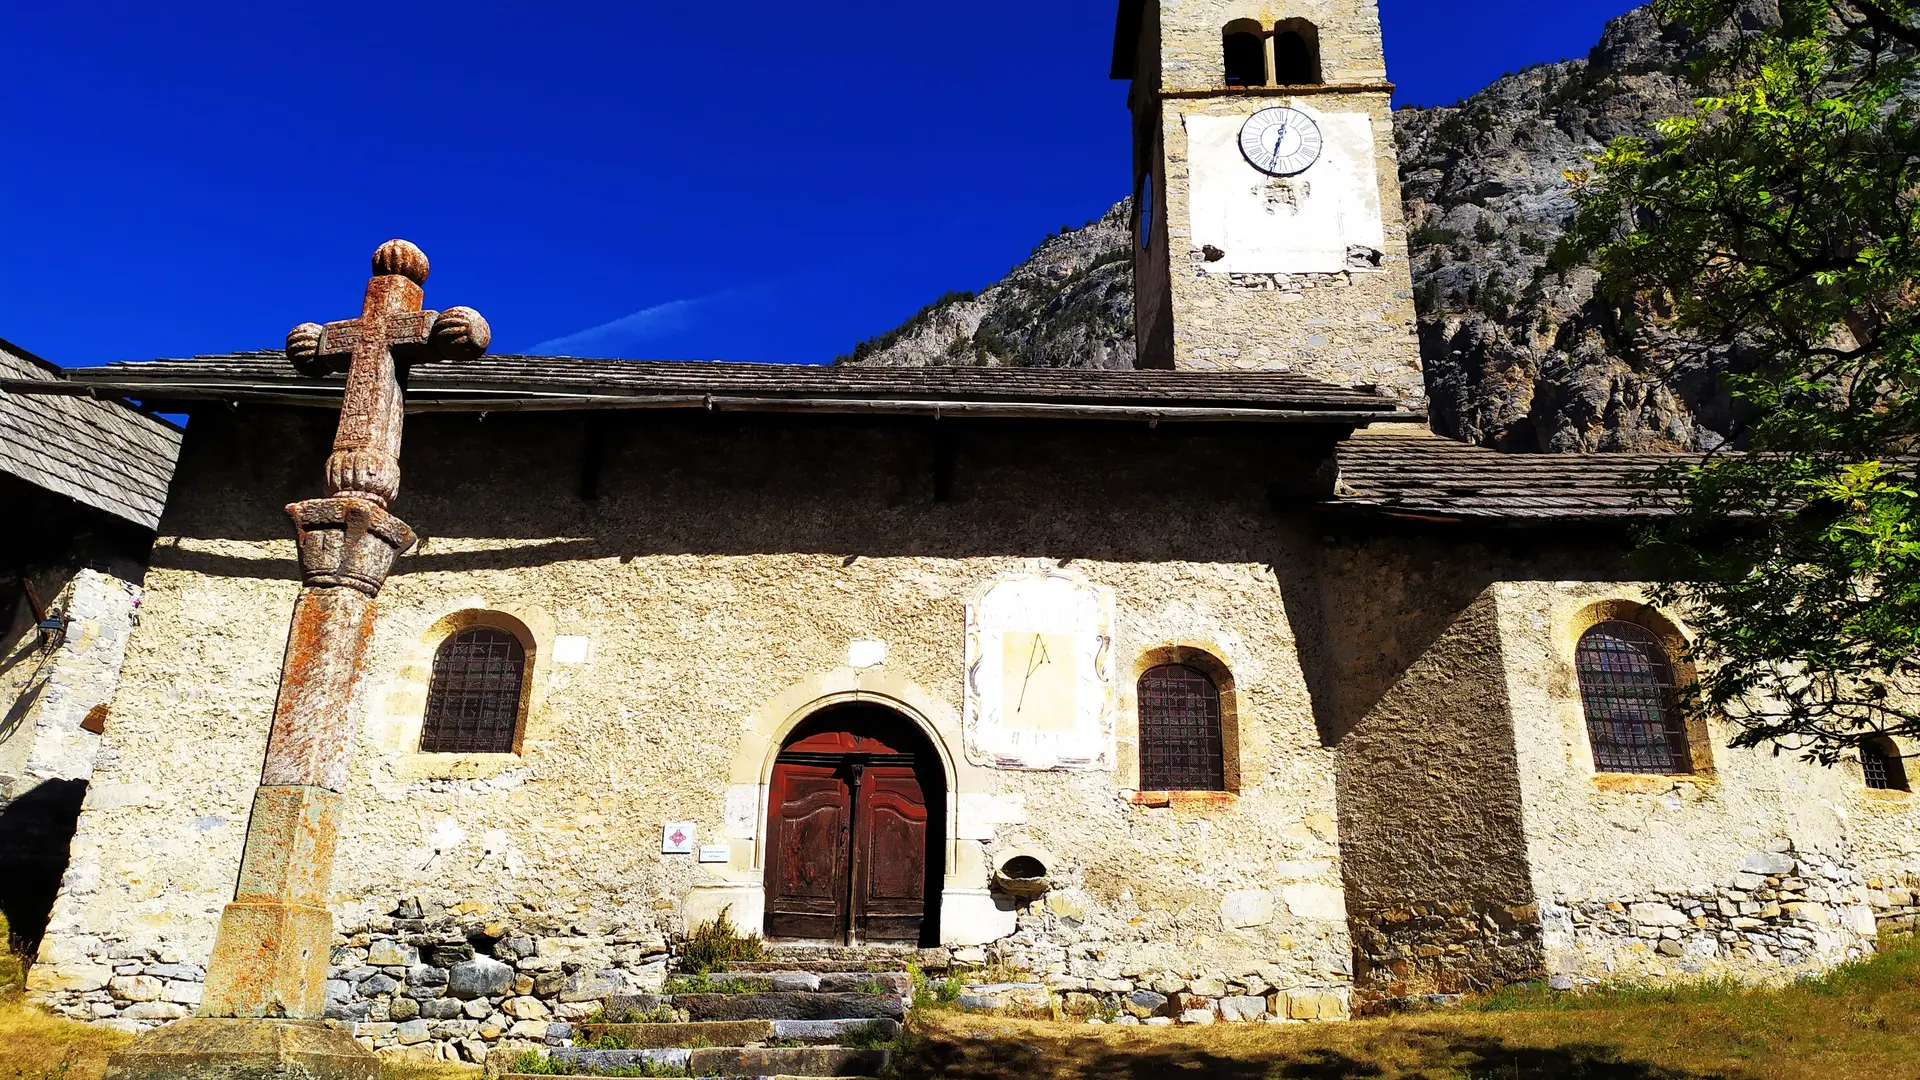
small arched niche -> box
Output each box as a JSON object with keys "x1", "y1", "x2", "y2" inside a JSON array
[
  {"x1": 1223, "y1": 19, "x2": 1269, "y2": 88},
  {"x1": 1272, "y1": 19, "x2": 1323, "y2": 86}
]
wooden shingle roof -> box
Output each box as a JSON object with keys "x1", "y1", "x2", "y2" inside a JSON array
[
  {"x1": 38, "y1": 353, "x2": 1424, "y2": 425},
  {"x1": 1334, "y1": 432, "x2": 1691, "y2": 523},
  {"x1": 0, "y1": 339, "x2": 182, "y2": 531}
]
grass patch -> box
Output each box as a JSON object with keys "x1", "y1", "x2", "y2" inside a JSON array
[
  {"x1": 839, "y1": 1021, "x2": 899, "y2": 1051},
  {"x1": 908, "y1": 964, "x2": 963, "y2": 1011},
  {"x1": 896, "y1": 937, "x2": 1920, "y2": 1080},
  {"x1": 0, "y1": 917, "x2": 24, "y2": 995},
  {"x1": 0, "y1": 992, "x2": 130, "y2": 1080},
  {"x1": 674, "y1": 908, "x2": 763, "y2": 976},
  {"x1": 379, "y1": 1065, "x2": 479, "y2": 1080}
]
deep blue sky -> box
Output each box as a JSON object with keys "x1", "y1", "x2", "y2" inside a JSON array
[{"x1": 0, "y1": 1, "x2": 1635, "y2": 369}]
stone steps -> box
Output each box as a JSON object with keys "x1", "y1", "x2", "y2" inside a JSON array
[
  {"x1": 696, "y1": 971, "x2": 913, "y2": 996},
  {"x1": 549, "y1": 1045, "x2": 889, "y2": 1077},
  {"x1": 527, "y1": 950, "x2": 914, "y2": 1078},
  {"x1": 676, "y1": 991, "x2": 906, "y2": 1023},
  {"x1": 732, "y1": 946, "x2": 922, "y2": 973},
  {"x1": 575, "y1": 1018, "x2": 901, "y2": 1049}
]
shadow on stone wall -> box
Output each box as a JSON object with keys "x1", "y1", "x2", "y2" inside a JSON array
[
  {"x1": 0, "y1": 777, "x2": 87, "y2": 954},
  {"x1": 1303, "y1": 530, "x2": 1544, "y2": 1008}
]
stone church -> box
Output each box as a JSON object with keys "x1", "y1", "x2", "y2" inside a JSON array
[{"x1": 16, "y1": 0, "x2": 1920, "y2": 1056}]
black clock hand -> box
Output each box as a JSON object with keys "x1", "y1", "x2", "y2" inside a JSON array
[{"x1": 1017, "y1": 634, "x2": 1049, "y2": 713}]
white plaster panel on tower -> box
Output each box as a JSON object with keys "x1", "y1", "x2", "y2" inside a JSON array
[{"x1": 1183, "y1": 106, "x2": 1384, "y2": 275}]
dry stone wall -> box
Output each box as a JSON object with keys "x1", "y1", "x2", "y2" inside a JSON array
[
  {"x1": 1494, "y1": 580, "x2": 1917, "y2": 984},
  {"x1": 1544, "y1": 842, "x2": 1880, "y2": 984}
]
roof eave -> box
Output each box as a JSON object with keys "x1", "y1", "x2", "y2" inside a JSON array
[{"x1": 13, "y1": 376, "x2": 1423, "y2": 427}]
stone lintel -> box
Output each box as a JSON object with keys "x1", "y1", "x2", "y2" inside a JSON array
[
  {"x1": 199, "y1": 902, "x2": 335, "y2": 1020},
  {"x1": 104, "y1": 1018, "x2": 376, "y2": 1080}
]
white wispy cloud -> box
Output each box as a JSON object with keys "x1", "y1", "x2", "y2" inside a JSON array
[{"x1": 528, "y1": 293, "x2": 724, "y2": 357}]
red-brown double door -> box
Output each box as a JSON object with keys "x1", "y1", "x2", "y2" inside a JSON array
[{"x1": 764, "y1": 714, "x2": 941, "y2": 945}]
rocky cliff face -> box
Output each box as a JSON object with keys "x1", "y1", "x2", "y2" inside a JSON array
[
  {"x1": 841, "y1": 5, "x2": 1740, "y2": 451},
  {"x1": 1399, "y1": 5, "x2": 1745, "y2": 451}
]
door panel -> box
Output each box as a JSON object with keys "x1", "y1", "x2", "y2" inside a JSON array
[
  {"x1": 853, "y1": 765, "x2": 930, "y2": 945},
  {"x1": 765, "y1": 763, "x2": 851, "y2": 941},
  {"x1": 763, "y1": 707, "x2": 944, "y2": 946}
]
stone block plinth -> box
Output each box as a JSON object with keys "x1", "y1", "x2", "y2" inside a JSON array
[
  {"x1": 200, "y1": 902, "x2": 335, "y2": 1020},
  {"x1": 103, "y1": 1018, "x2": 377, "y2": 1080}
]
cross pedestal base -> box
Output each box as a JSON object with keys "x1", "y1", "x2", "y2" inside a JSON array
[{"x1": 103, "y1": 1019, "x2": 377, "y2": 1080}]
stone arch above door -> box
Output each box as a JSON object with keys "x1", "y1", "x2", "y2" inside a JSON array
[{"x1": 683, "y1": 667, "x2": 1013, "y2": 947}]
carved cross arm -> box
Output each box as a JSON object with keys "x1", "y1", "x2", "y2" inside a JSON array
[{"x1": 287, "y1": 307, "x2": 490, "y2": 377}]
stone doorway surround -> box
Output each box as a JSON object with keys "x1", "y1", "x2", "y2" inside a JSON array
[{"x1": 686, "y1": 666, "x2": 1013, "y2": 947}]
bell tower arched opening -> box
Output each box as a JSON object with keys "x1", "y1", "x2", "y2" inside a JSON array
[{"x1": 763, "y1": 703, "x2": 947, "y2": 946}]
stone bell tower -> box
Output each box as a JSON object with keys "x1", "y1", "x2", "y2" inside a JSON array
[{"x1": 1113, "y1": 0, "x2": 1424, "y2": 405}]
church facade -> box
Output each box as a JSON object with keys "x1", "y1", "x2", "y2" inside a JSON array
[{"x1": 20, "y1": 0, "x2": 1920, "y2": 1053}]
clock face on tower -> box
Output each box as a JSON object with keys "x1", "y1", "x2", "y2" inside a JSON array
[{"x1": 1239, "y1": 107, "x2": 1324, "y2": 177}]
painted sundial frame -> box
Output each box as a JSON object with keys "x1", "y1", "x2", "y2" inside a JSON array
[{"x1": 964, "y1": 566, "x2": 1117, "y2": 771}]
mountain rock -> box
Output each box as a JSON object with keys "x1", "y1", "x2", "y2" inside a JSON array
[
  {"x1": 842, "y1": 4, "x2": 1751, "y2": 451},
  {"x1": 837, "y1": 202, "x2": 1136, "y2": 370}
]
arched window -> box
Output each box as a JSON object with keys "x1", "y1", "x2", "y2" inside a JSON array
[
  {"x1": 1223, "y1": 24, "x2": 1268, "y2": 88},
  {"x1": 1862, "y1": 737, "x2": 1911, "y2": 792},
  {"x1": 1576, "y1": 621, "x2": 1692, "y2": 775},
  {"x1": 1273, "y1": 19, "x2": 1323, "y2": 85},
  {"x1": 1138, "y1": 664, "x2": 1225, "y2": 791},
  {"x1": 420, "y1": 626, "x2": 528, "y2": 754}
]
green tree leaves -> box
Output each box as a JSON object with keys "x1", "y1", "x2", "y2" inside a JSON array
[{"x1": 1573, "y1": 0, "x2": 1920, "y2": 761}]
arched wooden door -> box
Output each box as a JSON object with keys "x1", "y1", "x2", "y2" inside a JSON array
[{"x1": 764, "y1": 705, "x2": 944, "y2": 946}]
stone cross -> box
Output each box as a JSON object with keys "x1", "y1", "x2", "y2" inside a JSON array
[{"x1": 163, "y1": 242, "x2": 488, "y2": 1055}]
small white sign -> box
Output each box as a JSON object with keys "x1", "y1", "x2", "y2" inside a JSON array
[
  {"x1": 661, "y1": 822, "x2": 696, "y2": 854},
  {"x1": 847, "y1": 639, "x2": 887, "y2": 669},
  {"x1": 554, "y1": 636, "x2": 593, "y2": 665},
  {"x1": 698, "y1": 845, "x2": 730, "y2": 864}
]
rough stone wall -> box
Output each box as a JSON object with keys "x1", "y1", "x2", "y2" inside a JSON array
[
  {"x1": 1312, "y1": 532, "x2": 1544, "y2": 1008},
  {"x1": 1154, "y1": 0, "x2": 1389, "y2": 89},
  {"x1": 1494, "y1": 581, "x2": 1915, "y2": 984},
  {"x1": 0, "y1": 564, "x2": 142, "y2": 952},
  {"x1": 32, "y1": 408, "x2": 1354, "y2": 1034}
]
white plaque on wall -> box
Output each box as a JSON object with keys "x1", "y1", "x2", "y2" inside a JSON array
[
  {"x1": 1183, "y1": 104, "x2": 1386, "y2": 276},
  {"x1": 662, "y1": 822, "x2": 696, "y2": 855},
  {"x1": 964, "y1": 570, "x2": 1117, "y2": 771}
]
